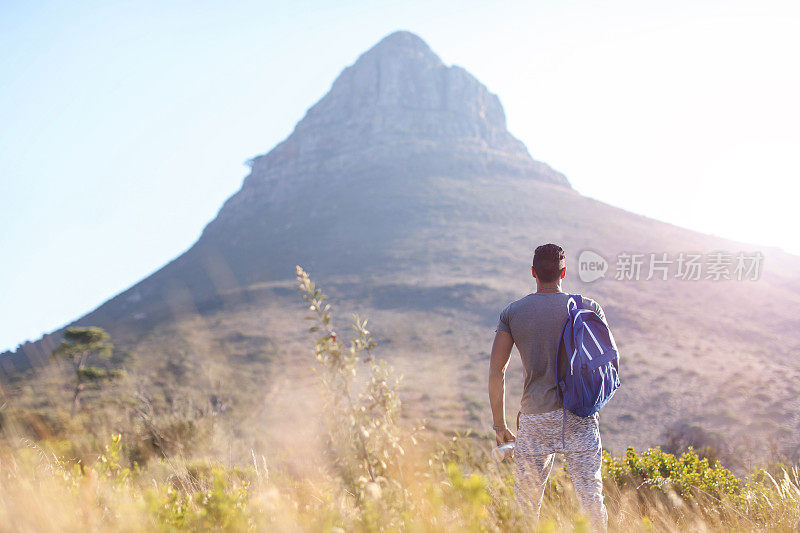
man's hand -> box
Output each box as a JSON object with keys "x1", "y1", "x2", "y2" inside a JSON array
[{"x1": 495, "y1": 426, "x2": 516, "y2": 446}]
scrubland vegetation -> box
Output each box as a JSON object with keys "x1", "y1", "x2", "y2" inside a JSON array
[{"x1": 0, "y1": 268, "x2": 798, "y2": 532}]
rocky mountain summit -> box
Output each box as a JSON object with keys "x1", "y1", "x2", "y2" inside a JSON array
[{"x1": 244, "y1": 31, "x2": 568, "y2": 189}]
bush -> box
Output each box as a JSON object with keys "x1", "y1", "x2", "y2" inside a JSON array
[
  {"x1": 662, "y1": 421, "x2": 727, "y2": 463},
  {"x1": 603, "y1": 446, "x2": 741, "y2": 502}
]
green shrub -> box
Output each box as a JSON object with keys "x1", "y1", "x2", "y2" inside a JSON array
[{"x1": 603, "y1": 446, "x2": 741, "y2": 502}]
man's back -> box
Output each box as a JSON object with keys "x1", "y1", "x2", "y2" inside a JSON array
[{"x1": 496, "y1": 292, "x2": 605, "y2": 415}]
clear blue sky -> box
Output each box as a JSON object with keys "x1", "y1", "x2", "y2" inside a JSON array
[{"x1": 2, "y1": 0, "x2": 798, "y2": 352}]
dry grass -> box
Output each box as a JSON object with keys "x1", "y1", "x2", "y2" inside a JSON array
[{"x1": 0, "y1": 430, "x2": 799, "y2": 532}]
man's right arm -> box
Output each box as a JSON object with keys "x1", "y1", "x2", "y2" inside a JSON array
[{"x1": 489, "y1": 330, "x2": 516, "y2": 445}]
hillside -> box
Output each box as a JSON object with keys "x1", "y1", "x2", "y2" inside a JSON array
[{"x1": 3, "y1": 31, "x2": 799, "y2": 462}]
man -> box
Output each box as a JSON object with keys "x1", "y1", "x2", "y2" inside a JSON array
[{"x1": 488, "y1": 243, "x2": 608, "y2": 531}]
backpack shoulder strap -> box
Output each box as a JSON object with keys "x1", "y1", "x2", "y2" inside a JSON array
[{"x1": 567, "y1": 293, "x2": 583, "y2": 312}]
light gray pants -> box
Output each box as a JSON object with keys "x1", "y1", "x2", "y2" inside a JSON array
[{"x1": 514, "y1": 409, "x2": 608, "y2": 531}]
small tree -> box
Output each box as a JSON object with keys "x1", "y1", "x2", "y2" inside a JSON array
[{"x1": 51, "y1": 327, "x2": 118, "y2": 417}]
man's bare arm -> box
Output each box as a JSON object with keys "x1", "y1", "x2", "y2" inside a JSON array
[{"x1": 489, "y1": 330, "x2": 516, "y2": 444}]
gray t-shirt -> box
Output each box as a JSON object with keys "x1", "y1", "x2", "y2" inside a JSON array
[{"x1": 496, "y1": 292, "x2": 605, "y2": 415}]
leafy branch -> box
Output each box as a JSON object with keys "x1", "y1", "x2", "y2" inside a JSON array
[{"x1": 296, "y1": 266, "x2": 414, "y2": 500}]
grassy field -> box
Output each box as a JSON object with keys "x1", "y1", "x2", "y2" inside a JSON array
[
  {"x1": 1, "y1": 269, "x2": 798, "y2": 532},
  {"x1": 1, "y1": 430, "x2": 798, "y2": 532}
]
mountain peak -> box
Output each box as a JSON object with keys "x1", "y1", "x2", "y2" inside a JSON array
[
  {"x1": 249, "y1": 31, "x2": 568, "y2": 188},
  {"x1": 365, "y1": 30, "x2": 439, "y2": 61}
]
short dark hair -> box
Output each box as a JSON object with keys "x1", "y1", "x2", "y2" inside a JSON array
[{"x1": 532, "y1": 244, "x2": 565, "y2": 283}]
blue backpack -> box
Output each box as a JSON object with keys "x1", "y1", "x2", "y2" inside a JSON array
[{"x1": 556, "y1": 294, "x2": 620, "y2": 442}]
